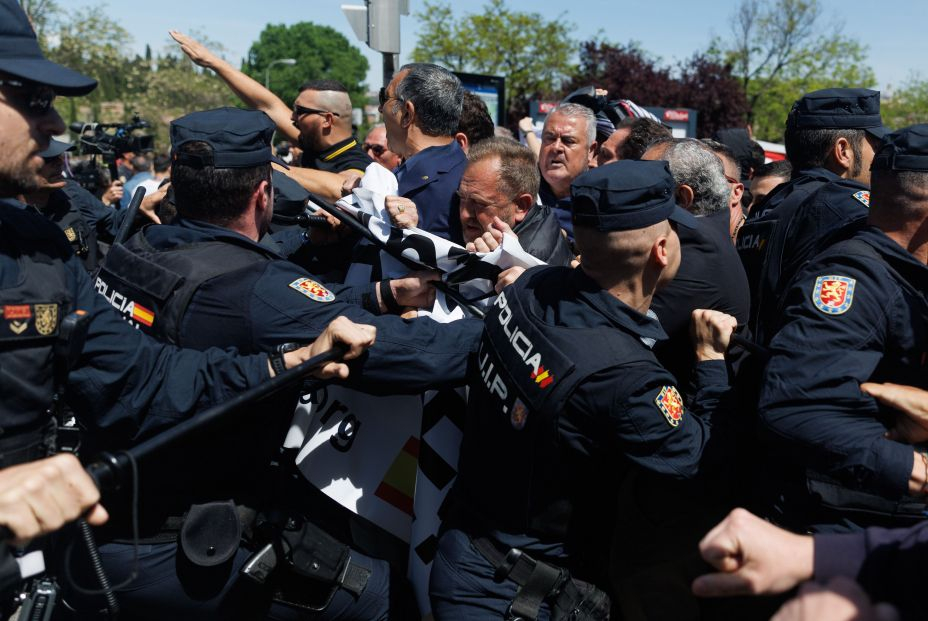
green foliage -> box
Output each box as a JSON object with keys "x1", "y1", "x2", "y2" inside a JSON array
[
  {"x1": 20, "y1": 0, "x2": 60, "y2": 44},
  {"x1": 411, "y1": 0, "x2": 576, "y2": 120},
  {"x1": 710, "y1": 0, "x2": 876, "y2": 141},
  {"x1": 45, "y1": 4, "x2": 131, "y2": 123},
  {"x1": 241, "y1": 23, "x2": 369, "y2": 108},
  {"x1": 882, "y1": 75, "x2": 928, "y2": 129},
  {"x1": 125, "y1": 46, "x2": 238, "y2": 148}
]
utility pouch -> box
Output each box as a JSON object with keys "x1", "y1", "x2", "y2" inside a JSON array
[
  {"x1": 280, "y1": 517, "x2": 350, "y2": 584},
  {"x1": 180, "y1": 500, "x2": 242, "y2": 567},
  {"x1": 271, "y1": 518, "x2": 371, "y2": 612},
  {"x1": 551, "y1": 576, "x2": 611, "y2": 621}
]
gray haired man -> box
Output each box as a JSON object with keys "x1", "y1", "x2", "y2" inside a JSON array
[
  {"x1": 537, "y1": 102, "x2": 598, "y2": 239},
  {"x1": 380, "y1": 63, "x2": 467, "y2": 242}
]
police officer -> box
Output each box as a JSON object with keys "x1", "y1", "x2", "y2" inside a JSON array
[
  {"x1": 756, "y1": 124, "x2": 928, "y2": 534},
  {"x1": 737, "y1": 88, "x2": 888, "y2": 346},
  {"x1": 89, "y1": 107, "x2": 482, "y2": 619},
  {"x1": 429, "y1": 160, "x2": 737, "y2": 620},
  {"x1": 0, "y1": 0, "x2": 376, "y2": 610},
  {"x1": 21, "y1": 139, "x2": 162, "y2": 271}
]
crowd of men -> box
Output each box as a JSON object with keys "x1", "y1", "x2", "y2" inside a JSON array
[{"x1": 1, "y1": 1, "x2": 928, "y2": 619}]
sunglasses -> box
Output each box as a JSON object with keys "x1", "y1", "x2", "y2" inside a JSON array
[
  {"x1": 0, "y1": 78, "x2": 56, "y2": 117},
  {"x1": 293, "y1": 104, "x2": 340, "y2": 119},
  {"x1": 378, "y1": 87, "x2": 403, "y2": 111},
  {"x1": 363, "y1": 143, "x2": 386, "y2": 156}
]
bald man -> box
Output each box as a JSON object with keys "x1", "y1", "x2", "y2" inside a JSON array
[{"x1": 171, "y1": 31, "x2": 371, "y2": 202}]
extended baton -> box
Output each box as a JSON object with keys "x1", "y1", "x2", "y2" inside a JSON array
[
  {"x1": 0, "y1": 342, "x2": 349, "y2": 543},
  {"x1": 113, "y1": 185, "x2": 146, "y2": 246},
  {"x1": 83, "y1": 342, "x2": 348, "y2": 495}
]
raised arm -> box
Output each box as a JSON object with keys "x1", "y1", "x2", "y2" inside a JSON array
[{"x1": 170, "y1": 30, "x2": 299, "y2": 144}]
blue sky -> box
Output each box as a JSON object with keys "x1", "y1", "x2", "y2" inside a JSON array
[{"x1": 64, "y1": 0, "x2": 923, "y2": 93}]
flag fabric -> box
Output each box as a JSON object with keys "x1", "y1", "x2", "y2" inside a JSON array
[{"x1": 284, "y1": 163, "x2": 544, "y2": 614}]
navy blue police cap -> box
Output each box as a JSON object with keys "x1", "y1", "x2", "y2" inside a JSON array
[
  {"x1": 0, "y1": 0, "x2": 97, "y2": 96},
  {"x1": 871, "y1": 124, "x2": 928, "y2": 172},
  {"x1": 38, "y1": 139, "x2": 74, "y2": 160},
  {"x1": 271, "y1": 169, "x2": 310, "y2": 214},
  {"x1": 571, "y1": 160, "x2": 697, "y2": 232},
  {"x1": 170, "y1": 107, "x2": 288, "y2": 169},
  {"x1": 786, "y1": 88, "x2": 887, "y2": 139}
]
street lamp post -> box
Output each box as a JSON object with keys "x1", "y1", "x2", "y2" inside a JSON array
[{"x1": 265, "y1": 58, "x2": 297, "y2": 89}]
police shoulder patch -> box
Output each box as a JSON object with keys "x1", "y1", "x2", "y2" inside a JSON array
[
  {"x1": 288, "y1": 278, "x2": 335, "y2": 302},
  {"x1": 852, "y1": 190, "x2": 870, "y2": 207},
  {"x1": 510, "y1": 398, "x2": 528, "y2": 431},
  {"x1": 655, "y1": 386, "x2": 684, "y2": 428},
  {"x1": 811, "y1": 275, "x2": 856, "y2": 315}
]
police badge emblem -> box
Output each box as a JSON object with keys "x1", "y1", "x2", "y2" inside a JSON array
[
  {"x1": 655, "y1": 386, "x2": 684, "y2": 428},
  {"x1": 510, "y1": 398, "x2": 528, "y2": 430},
  {"x1": 852, "y1": 190, "x2": 870, "y2": 207},
  {"x1": 288, "y1": 278, "x2": 336, "y2": 302},
  {"x1": 812, "y1": 275, "x2": 855, "y2": 315},
  {"x1": 34, "y1": 304, "x2": 58, "y2": 336}
]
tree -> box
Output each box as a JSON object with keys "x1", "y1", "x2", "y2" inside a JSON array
[
  {"x1": 44, "y1": 4, "x2": 131, "y2": 124},
  {"x1": 20, "y1": 0, "x2": 60, "y2": 44},
  {"x1": 882, "y1": 75, "x2": 928, "y2": 130},
  {"x1": 567, "y1": 41, "x2": 676, "y2": 105},
  {"x1": 411, "y1": 0, "x2": 576, "y2": 123},
  {"x1": 567, "y1": 41, "x2": 749, "y2": 138},
  {"x1": 676, "y1": 54, "x2": 751, "y2": 138},
  {"x1": 126, "y1": 40, "x2": 238, "y2": 148},
  {"x1": 242, "y1": 23, "x2": 369, "y2": 108},
  {"x1": 711, "y1": 0, "x2": 875, "y2": 140}
]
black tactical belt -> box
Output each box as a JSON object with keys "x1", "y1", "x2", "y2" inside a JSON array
[{"x1": 472, "y1": 535, "x2": 564, "y2": 621}]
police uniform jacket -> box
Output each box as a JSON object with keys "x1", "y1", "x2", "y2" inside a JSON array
[
  {"x1": 454, "y1": 266, "x2": 732, "y2": 572},
  {"x1": 0, "y1": 198, "x2": 270, "y2": 445},
  {"x1": 396, "y1": 140, "x2": 467, "y2": 244},
  {"x1": 738, "y1": 167, "x2": 870, "y2": 344},
  {"x1": 300, "y1": 135, "x2": 372, "y2": 175},
  {"x1": 101, "y1": 218, "x2": 482, "y2": 393},
  {"x1": 758, "y1": 226, "x2": 928, "y2": 529}
]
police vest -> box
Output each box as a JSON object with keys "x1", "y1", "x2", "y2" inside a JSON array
[
  {"x1": 0, "y1": 203, "x2": 68, "y2": 437},
  {"x1": 458, "y1": 266, "x2": 652, "y2": 539},
  {"x1": 95, "y1": 229, "x2": 275, "y2": 346},
  {"x1": 95, "y1": 228, "x2": 283, "y2": 536}
]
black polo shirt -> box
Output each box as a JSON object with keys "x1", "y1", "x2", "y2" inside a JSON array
[{"x1": 301, "y1": 136, "x2": 372, "y2": 174}]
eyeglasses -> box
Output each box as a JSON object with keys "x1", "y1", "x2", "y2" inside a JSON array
[
  {"x1": 293, "y1": 104, "x2": 340, "y2": 119},
  {"x1": 0, "y1": 78, "x2": 56, "y2": 117},
  {"x1": 378, "y1": 87, "x2": 403, "y2": 112},
  {"x1": 363, "y1": 143, "x2": 385, "y2": 156}
]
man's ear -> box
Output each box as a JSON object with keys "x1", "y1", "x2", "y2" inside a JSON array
[
  {"x1": 402, "y1": 99, "x2": 416, "y2": 129},
  {"x1": 454, "y1": 132, "x2": 469, "y2": 153},
  {"x1": 254, "y1": 179, "x2": 271, "y2": 212},
  {"x1": 512, "y1": 193, "x2": 534, "y2": 224},
  {"x1": 652, "y1": 233, "x2": 671, "y2": 268},
  {"x1": 830, "y1": 136, "x2": 854, "y2": 174},
  {"x1": 676, "y1": 184, "x2": 695, "y2": 210},
  {"x1": 587, "y1": 140, "x2": 599, "y2": 167}
]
